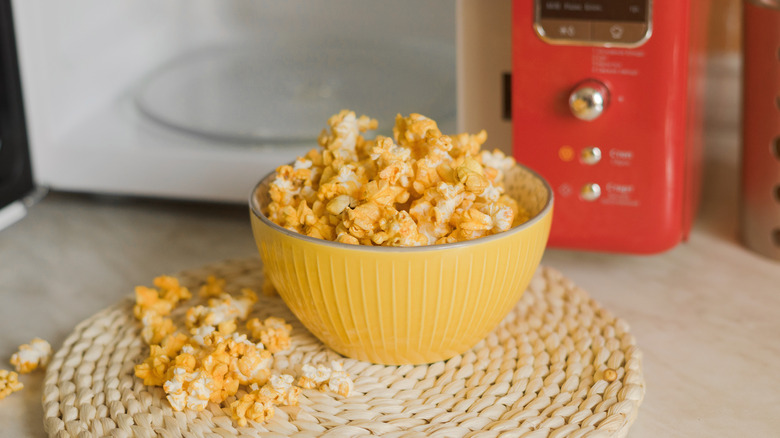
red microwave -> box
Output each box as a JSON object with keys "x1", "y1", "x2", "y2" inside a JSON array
[{"x1": 512, "y1": 0, "x2": 710, "y2": 253}]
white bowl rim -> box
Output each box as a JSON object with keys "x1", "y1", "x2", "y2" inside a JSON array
[{"x1": 249, "y1": 162, "x2": 553, "y2": 253}]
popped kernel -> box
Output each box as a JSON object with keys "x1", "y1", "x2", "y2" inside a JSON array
[
  {"x1": 10, "y1": 338, "x2": 52, "y2": 374},
  {"x1": 134, "y1": 332, "x2": 189, "y2": 386},
  {"x1": 265, "y1": 110, "x2": 528, "y2": 246},
  {"x1": 163, "y1": 368, "x2": 213, "y2": 412},
  {"x1": 140, "y1": 313, "x2": 176, "y2": 345},
  {"x1": 199, "y1": 276, "x2": 226, "y2": 298},
  {"x1": 185, "y1": 289, "x2": 257, "y2": 330},
  {"x1": 247, "y1": 317, "x2": 292, "y2": 354},
  {"x1": 298, "y1": 363, "x2": 332, "y2": 390},
  {"x1": 230, "y1": 390, "x2": 276, "y2": 426},
  {"x1": 133, "y1": 275, "x2": 191, "y2": 320},
  {"x1": 298, "y1": 361, "x2": 353, "y2": 397},
  {"x1": 0, "y1": 370, "x2": 23, "y2": 400},
  {"x1": 328, "y1": 362, "x2": 354, "y2": 398},
  {"x1": 259, "y1": 374, "x2": 300, "y2": 406}
]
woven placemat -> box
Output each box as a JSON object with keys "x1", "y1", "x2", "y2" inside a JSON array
[{"x1": 42, "y1": 257, "x2": 645, "y2": 438}]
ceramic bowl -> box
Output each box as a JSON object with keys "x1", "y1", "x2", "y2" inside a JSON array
[{"x1": 249, "y1": 163, "x2": 553, "y2": 365}]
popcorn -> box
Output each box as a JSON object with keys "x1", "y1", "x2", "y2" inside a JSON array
[
  {"x1": 134, "y1": 332, "x2": 189, "y2": 386},
  {"x1": 298, "y1": 361, "x2": 353, "y2": 397},
  {"x1": 265, "y1": 110, "x2": 527, "y2": 246},
  {"x1": 480, "y1": 148, "x2": 516, "y2": 183},
  {"x1": 133, "y1": 274, "x2": 353, "y2": 425},
  {"x1": 298, "y1": 363, "x2": 332, "y2": 390},
  {"x1": 140, "y1": 313, "x2": 176, "y2": 345},
  {"x1": 328, "y1": 362, "x2": 354, "y2": 398},
  {"x1": 199, "y1": 276, "x2": 226, "y2": 298},
  {"x1": 185, "y1": 289, "x2": 258, "y2": 330},
  {"x1": 163, "y1": 368, "x2": 213, "y2": 412},
  {"x1": 133, "y1": 275, "x2": 191, "y2": 320},
  {"x1": 134, "y1": 347, "x2": 172, "y2": 387},
  {"x1": 247, "y1": 317, "x2": 292, "y2": 354},
  {"x1": 10, "y1": 338, "x2": 52, "y2": 374},
  {"x1": 230, "y1": 390, "x2": 276, "y2": 426},
  {"x1": 259, "y1": 374, "x2": 300, "y2": 406},
  {"x1": 0, "y1": 370, "x2": 23, "y2": 400}
]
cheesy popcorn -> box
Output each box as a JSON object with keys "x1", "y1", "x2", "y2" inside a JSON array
[
  {"x1": 265, "y1": 110, "x2": 528, "y2": 246},
  {"x1": 298, "y1": 361, "x2": 353, "y2": 397},
  {"x1": 185, "y1": 288, "x2": 257, "y2": 330},
  {"x1": 133, "y1": 274, "x2": 353, "y2": 424},
  {"x1": 229, "y1": 374, "x2": 300, "y2": 427},
  {"x1": 10, "y1": 338, "x2": 52, "y2": 374},
  {"x1": 247, "y1": 317, "x2": 292, "y2": 354},
  {"x1": 199, "y1": 275, "x2": 227, "y2": 298},
  {"x1": 0, "y1": 370, "x2": 23, "y2": 400},
  {"x1": 230, "y1": 390, "x2": 276, "y2": 426},
  {"x1": 133, "y1": 275, "x2": 191, "y2": 320}
]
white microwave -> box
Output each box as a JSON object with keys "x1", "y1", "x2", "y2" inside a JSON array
[{"x1": 0, "y1": 0, "x2": 513, "y2": 229}]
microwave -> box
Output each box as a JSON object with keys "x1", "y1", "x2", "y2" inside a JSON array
[
  {"x1": 4, "y1": 0, "x2": 522, "y2": 230},
  {"x1": 1, "y1": 0, "x2": 711, "y2": 255}
]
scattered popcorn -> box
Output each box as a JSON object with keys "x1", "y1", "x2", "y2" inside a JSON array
[
  {"x1": 185, "y1": 289, "x2": 258, "y2": 330},
  {"x1": 259, "y1": 374, "x2": 300, "y2": 406},
  {"x1": 163, "y1": 368, "x2": 213, "y2": 412},
  {"x1": 0, "y1": 370, "x2": 23, "y2": 400},
  {"x1": 140, "y1": 313, "x2": 176, "y2": 345},
  {"x1": 328, "y1": 362, "x2": 354, "y2": 398},
  {"x1": 230, "y1": 390, "x2": 276, "y2": 426},
  {"x1": 298, "y1": 361, "x2": 353, "y2": 397},
  {"x1": 133, "y1": 274, "x2": 353, "y2": 425},
  {"x1": 199, "y1": 276, "x2": 226, "y2": 298},
  {"x1": 133, "y1": 275, "x2": 191, "y2": 320},
  {"x1": 265, "y1": 110, "x2": 529, "y2": 246},
  {"x1": 230, "y1": 374, "x2": 300, "y2": 427},
  {"x1": 10, "y1": 338, "x2": 52, "y2": 374},
  {"x1": 247, "y1": 317, "x2": 292, "y2": 353},
  {"x1": 298, "y1": 363, "x2": 332, "y2": 390}
]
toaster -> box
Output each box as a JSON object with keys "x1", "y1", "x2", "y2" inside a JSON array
[{"x1": 511, "y1": 0, "x2": 710, "y2": 253}]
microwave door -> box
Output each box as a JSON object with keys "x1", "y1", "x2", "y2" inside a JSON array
[{"x1": 0, "y1": 0, "x2": 37, "y2": 231}]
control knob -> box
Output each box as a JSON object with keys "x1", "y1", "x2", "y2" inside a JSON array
[{"x1": 569, "y1": 80, "x2": 610, "y2": 121}]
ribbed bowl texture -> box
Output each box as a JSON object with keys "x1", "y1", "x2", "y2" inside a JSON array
[{"x1": 250, "y1": 163, "x2": 553, "y2": 365}]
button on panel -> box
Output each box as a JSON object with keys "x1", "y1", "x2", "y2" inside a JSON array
[
  {"x1": 580, "y1": 183, "x2": 601, "y2": 201},
  {"x1": 591, "y1": 22, "x2": 649, "y2": 44},
  {"x1": 536, "y1": 20, "x2": 649, "y2": 46},
  {"x1": 538, "y1": 19, "x2": 592, "y2": 41},
  {"x1": 580, "y1": 146, "x2": 602, "y2": 165}
]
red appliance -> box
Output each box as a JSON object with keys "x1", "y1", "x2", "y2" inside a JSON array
[
  {"x1": 740, "y1": 0, "x2": 780, "y2": 260},
  {"x1": 512, "y1": 0, "x2": 710, "y2": 253}
]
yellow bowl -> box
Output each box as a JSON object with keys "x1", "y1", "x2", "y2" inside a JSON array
[{"x1": 249, "y1": 163, "x2": 553, "y2": 365}]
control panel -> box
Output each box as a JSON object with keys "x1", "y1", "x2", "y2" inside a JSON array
[{"x1": 535, "y1": 0, "x2": 651, "y2": 46}]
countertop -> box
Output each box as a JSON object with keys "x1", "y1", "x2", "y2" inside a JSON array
[{"x1": 2, "y1": 116, "x2": 779, "y2": 436}]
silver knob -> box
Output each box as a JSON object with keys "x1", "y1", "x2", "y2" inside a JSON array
[
  {"x1": 569, "y1": 80, "x2": 609, "y2": 121},
  {"x1": 580, "y1": 183, "x2": 602, "y2": 201}
]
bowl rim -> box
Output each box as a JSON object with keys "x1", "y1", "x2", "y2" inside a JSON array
[{"x1": 249, "y1": 161, "x2": 554, "y2": 253}]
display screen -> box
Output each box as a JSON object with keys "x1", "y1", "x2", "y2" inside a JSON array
[{"x1": 539, "y1": 0, "x2": 648, "y2": 22}]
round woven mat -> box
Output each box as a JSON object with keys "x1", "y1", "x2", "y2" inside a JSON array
[{"x1": 43, "y1": 257, "x2": 645, "y2": 438}]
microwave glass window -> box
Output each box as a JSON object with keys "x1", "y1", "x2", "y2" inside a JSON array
[
  {"x1": 133, "y1": 0, "x2": 456, "y2": 144},
  {"x1": 10, "y1": 0, "x2": 456, "y2": 204}
]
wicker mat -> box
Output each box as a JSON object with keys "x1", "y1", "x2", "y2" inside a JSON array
[{"x1": 42, "y1": 257, "x2": 645, "y2": 438}]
